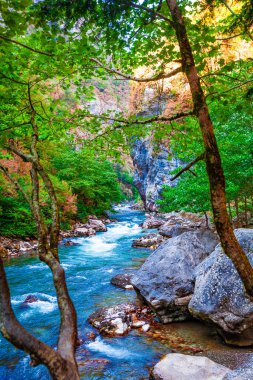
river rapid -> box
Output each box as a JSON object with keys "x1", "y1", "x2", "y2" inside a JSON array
[{"x1": 0, "y1": 207, "x2": 168, "y2": 380}]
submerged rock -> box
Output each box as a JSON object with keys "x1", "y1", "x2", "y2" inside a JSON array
[
  {"x1": 63, "y1": 240, "x2": 80, "y2": 246},
  {"x1": 189, "y1": 228, "x2": 253, "y2": 347},
  {"x1": 132, "y1": 233, "x2": 165, "y2": 249},
  {"x1": 132, "y1": 230, "x2": 219, "y2": 323},
  {"x1": 110, "y1": 273, "x2": 134, "y2": 290},
  {"x1": 150, "y1": 354, "x2": 232, "y2": 380}
]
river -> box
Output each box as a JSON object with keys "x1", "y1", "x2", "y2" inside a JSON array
[{"x1": 0, "y1": 207, "x2": 168, "y2": 379}]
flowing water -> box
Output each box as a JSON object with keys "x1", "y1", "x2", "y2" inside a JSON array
[{"x1": 0, "y1": 207, "x2": 168, "y2": 380}]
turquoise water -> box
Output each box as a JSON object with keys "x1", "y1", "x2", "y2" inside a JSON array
[{"x1": 0, "y1": 207, "x2": 168, "y2": 379}]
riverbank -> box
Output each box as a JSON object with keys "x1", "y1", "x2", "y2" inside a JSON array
[
  {"x1": 1, "y1": 206, "x2": 253, "y2": 379},
  {"x1": 0, "y1": 215, "x2": 112, "y2": 259}
]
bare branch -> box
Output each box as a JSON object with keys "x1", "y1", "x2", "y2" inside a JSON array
[
  {"x1": 91, "y1": 58, "x2": 182, "y2": 82},
  {"x1": 170, "y1": 152, "x2": 205, "y2": 181},
  {"x1": 0, "y1": 35, "x2": 54, "y2": 56}
]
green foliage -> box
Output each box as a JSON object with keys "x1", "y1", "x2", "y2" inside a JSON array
[
  {"x1": 50, "y1": 147, "x2": 123, "y2": 219},
  {"x1": 159, "y1": 87, "x2": 253, "y2": 216},
  {"x1": 115, "y1": 164, "x2": 139, "y2": 200}
]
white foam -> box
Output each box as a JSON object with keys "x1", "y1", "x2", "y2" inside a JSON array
[
  {"x1": 61, "y1": 263, "x2": 72, "y2": 270},
  {"x1": 12, "y1": 293, "x2": 57, "y2": 311},
  {"x1": 28, "y1": 300, "x2": 57, "y2": 314},
  {"x1": 27, "y1": 264, "x2": 45, "y2": 270},
  {"x1": 87, "y1": 338, "x2": 133, "y2": 359},
  {"x1": 105, "y1": 222, "x2": 142, "y2": 240}
]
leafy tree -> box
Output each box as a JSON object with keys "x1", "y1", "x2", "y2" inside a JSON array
[
  {"x1": 36, "y1": 0, "x2": 253, "y2": 294},
  {"x1": 51, "y1": 146, "x2": 123, "y2": 218}
]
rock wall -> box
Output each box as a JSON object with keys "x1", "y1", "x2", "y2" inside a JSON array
[
  {"x1": 129, "y1": 75, "x2": 189, "y2": 211},
  {"x1": 131, "y1": 139, "x2": 180, "y2": 211}
]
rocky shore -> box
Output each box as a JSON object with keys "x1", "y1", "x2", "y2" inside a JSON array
[
  {"x1": 0, "y1": 215, "x2": 111, "y2": 259},
  {"x1": 87, "y1": 210, "x2": 253, "y2": 379}
]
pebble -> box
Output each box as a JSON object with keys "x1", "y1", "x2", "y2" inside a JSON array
[{"x1": 142, "y1": 324, "x2": 150, "y2": 332}]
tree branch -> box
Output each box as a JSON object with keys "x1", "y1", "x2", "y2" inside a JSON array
[
  {"x1": 0, "y1": 35, "x2": 54, "y2": 56},
  {"x1": 220, "y1": 0, "x2": 253, "y2": 41},
  {"x1": 0, "y1": 258, "x2": 69, "y2": 378},
  {"x1": 130, "y1": 2, "x2": 173, "y2": 25},
  {"x1": 0, "y1": 164, "x2": 33, "y2": 209},
  {"x1": 201, "y1": 72, "x2": 245, "y2": 83},
  {"x1": 206, "y1": 79, "x2": 253, "y2": 99},
  {"x1": 170, "y1": 152, "x2": 205, "y2": 181},
  {"x1": 0, "y1": 71, "x2": 27, "y2": 86},
  {"x1": 91, "y1": 58, "x2": 182, "y2": 82}
]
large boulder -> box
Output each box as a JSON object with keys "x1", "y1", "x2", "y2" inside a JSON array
[
  {"x1": 150, "y1": 354, "x2": 232, "y2": 380},
  {"x1": 158, "y1": 211, "x2": 210, "y2": 238},
  {"x1": 132, "y1": 230, "x2": 219, "y2": 323},
  {"x1": 189, "y1": 229, "x2": 253, "y2": 346},
  {"x1": 159, "y1": 225, "x2": 194, "y2": 238}
]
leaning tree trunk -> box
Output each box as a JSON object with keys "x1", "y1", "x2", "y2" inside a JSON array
[
  {"x1": 0, "y1": 93, "x2": 79, "y2": 378},
  {"x1": 166, "y1": 0, "x2": 253, "y2": 295}
]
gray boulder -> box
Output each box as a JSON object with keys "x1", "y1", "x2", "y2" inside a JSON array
[
  {"x1": 132, "y1": 230, "x2": 219, "y2": 322},
  {"x1": 150, "y1": 354, "x2": 232, "y2": 380},
  {"x1": 189, "y1": 229, "x2": 253, "y2": 346},
  {"x1": 159, "y1": 225, "x2": 194, "y2": 238}
]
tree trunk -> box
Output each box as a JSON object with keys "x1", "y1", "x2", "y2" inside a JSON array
[
  {"x1": 0, "y1": 259, "x2": 79, "y2": 380},
  {"x1": 166, "y1": 0, "x2": 253, "y2": 295},
  {"x1": 228, "y1": 201, "x2": 233, "y2": 222}
]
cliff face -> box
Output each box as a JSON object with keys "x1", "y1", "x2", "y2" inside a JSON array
[
  {"x1": 131, "y1": 139, "x2": 180, "y2": 211},
  {"x1": 128, "y1": 72, "x2": 189, "y2": 211}
]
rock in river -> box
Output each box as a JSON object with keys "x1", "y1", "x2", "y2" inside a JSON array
[
  {"x1": 110, "y1": 273, "x2": 134, "y2": 289},
  {"x1": 132, "y1": 233, "x2": 165, "y2": 249},
  {"x1": 88, "y1": 303, "x2": 154, "y2": 336},
  {"x1": 150, "y1": 354, "x2": 232, "y2": 380},
  {"x1": 132, "y1": 230, "x2": 219, "y2": 323},
  {"x1": 88, "y1": 304, "x2": 135, "y2": 336},
  {"x1": 85, "y1": 217, "x2": 107, "y2": 232},
  {"x1": 189, "y1": 228, "x2": 253, "y2": 346},
  {"x1": 142, "y1": 216, "x2": 165, "y2": 229}
]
